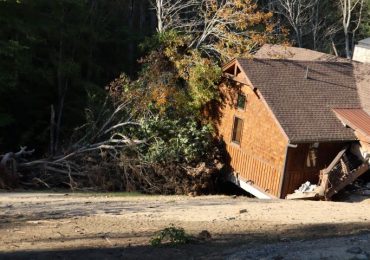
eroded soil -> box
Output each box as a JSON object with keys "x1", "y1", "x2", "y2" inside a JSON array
[{"x1": 1, "y1": 193, "x2": 370, "y2": 259}]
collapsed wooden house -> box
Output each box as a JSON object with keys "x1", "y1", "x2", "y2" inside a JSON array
[{"x1": 215, "y1": 43, "x2": 370, "y2": 199}]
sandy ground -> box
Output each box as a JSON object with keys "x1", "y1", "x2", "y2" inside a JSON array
[{"x1": 1, "y1": 193, "x2": 370, "y2": 259}]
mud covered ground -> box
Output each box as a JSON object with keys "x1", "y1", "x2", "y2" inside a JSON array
[{"x1": 1, "y1": 193, "x2": 370, "y2": 259}]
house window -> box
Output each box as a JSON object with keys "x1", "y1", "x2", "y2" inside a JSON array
[
  {"x1": 306, "y1": 143, "x2": 319, "y2": 168},
  {"x1": 232, "y1": 117, "x2": 243, "y2": 144},
  {"x1": 237, "y1": 93, "x2": 246, "y2": 110}
]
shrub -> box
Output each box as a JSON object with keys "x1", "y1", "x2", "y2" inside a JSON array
[
  {"x1": 138, "y1": 116, "x2": 214, "y2": 164},
  {"x1": 150, "y1": 225, "x2": 191, "y2": 246}
]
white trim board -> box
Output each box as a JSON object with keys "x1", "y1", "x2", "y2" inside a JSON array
[{"x1": 227, "y1": 173, "x2": 278, "y2": 199}]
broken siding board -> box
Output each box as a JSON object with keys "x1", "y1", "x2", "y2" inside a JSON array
[{"x1": 286, "y1": 192, "x2": 319, "y2": 200}]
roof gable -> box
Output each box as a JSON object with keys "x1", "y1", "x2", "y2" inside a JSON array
[{"x1": 222, "y1": 59, "x2": 252, "y2": 86}]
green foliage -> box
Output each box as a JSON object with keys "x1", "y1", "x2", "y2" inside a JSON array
[
  {"x1": 150, "y1": 225, "x2": 191, "y2": 246},
  {"x1": 130, "y1": 31, "x2": 223, "y2": 115},
  {"x1": 185, "y1": 53, "x2": 222, "y2": 110},
  {"x1": 140, "y1": 30, "x2": 183, "y2": 52},
  {"x1": 139, "y1": 116, "x2": 213, "y2": 164}
]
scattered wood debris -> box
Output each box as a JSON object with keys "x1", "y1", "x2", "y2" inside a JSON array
[{"x1": 287, "y1": 146, "x2": 370, "y2": 200}]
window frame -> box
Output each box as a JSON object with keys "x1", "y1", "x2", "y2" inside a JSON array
[
  {"x1": 231, "y1": 116, "x2": 244, "y2": 145},
  {"x1": 236, "y1": 93, "x2": 247, "y2": 110}
]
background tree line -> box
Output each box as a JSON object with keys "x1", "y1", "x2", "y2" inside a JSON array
[
  {"x1": 1, "y1": 0, "x2": 369, "y2": 155},
  {"x1": 0, "y1": 0, "x2": 155, "y2": 154}
]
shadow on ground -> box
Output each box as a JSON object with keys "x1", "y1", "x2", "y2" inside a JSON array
[{"x1": 1, "y1": 222, "x2": 370, "y2": 260}]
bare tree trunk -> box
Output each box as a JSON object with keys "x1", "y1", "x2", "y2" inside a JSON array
[
  {"x1": 55, "y1": 80, "x2": 68, "y2": 153},
  {"x1": 344, "y1": 28, "x2": 351, "y2": 58},
  {"x1": 50, "y1": 105, "x2": 56, "y2": 156},
  {"x1": 156, "y1": 0, "x2": 163, "y2": 32},
  {"x1": 351, "y1": 0, "x2": 364, "y2": 54},
  {"x1": 86, "y1": 0, "x2": 98, "y2": 82},
  {"x1": 272, "y1": 0, "x2": 316, "y2": 48},
  {"x1": 55, "y1": 28, "x2": 68, "y2": 154},
  {"x1": 151, "y1": 0, "x2": 199, "y2": 33},
  {"x1": 128, "y1": 0, "x2": 135, "y2": 75},
  {"x1": 331, "y1": 38, "x2": 339, "y2": 56},
  {"x1": 54, "y1": 33, "x2": 64, "y2": 154},
  {"x1": 311, "y1": 0, "x2": 320, "y2": 50},
  {"x1": 54, "y1": 5, "x2": 73, "y2": 154},
  {"x1": 341, "y1": 0, "x2": 352, "y2": 58},
  {"x1": 339, "y1": 0, "x2": 364, "y2": 59},
  {"x1": 294, "y1": 26, "x2": 303, "y2": 47}
]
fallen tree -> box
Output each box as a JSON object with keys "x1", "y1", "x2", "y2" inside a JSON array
[
  {"x1": 0, "y1": 94, "x2": 222, "y2": 194},
  {"x1": 2, "y1": 0, "x2": 280, "y2": 194}
]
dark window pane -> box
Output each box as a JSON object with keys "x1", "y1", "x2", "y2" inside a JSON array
[
  {"x1": 232, "y1": 117, "x2": 243, "y2": 144},
  {"x1": 237, "y1": 94, "x2": 246, "y2": 109}
]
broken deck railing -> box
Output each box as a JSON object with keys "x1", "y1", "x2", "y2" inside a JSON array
[{"x1": 287, "y1": 146, "x2": 370, "y2": 200}]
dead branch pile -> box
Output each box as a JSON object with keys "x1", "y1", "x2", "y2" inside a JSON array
[
  {"x1": 3, "y1": 152, "x2": 222, "y2": 195},
  {"x1": 0, "y1": 97, "x2": 222, "y2": 194}
]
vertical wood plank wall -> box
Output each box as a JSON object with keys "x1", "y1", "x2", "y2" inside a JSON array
[
  {"x1": 226, "y1": 144, "x2": 282, "y2": 195},
  {"x1": 216, "y1": 80, "x2": 288, "y2": 197}
]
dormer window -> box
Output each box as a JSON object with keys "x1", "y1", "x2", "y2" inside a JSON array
[{"x1": 237, "y1": 93, "x2": 246, "y2": 110}]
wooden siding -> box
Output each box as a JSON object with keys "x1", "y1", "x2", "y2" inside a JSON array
[
  {"x1": 281, "y1": 142, "x2": 346, "y2": 198},
  {"x1": 227, "y1": 144, "x2": 282, "y2": 195},
  {"x1": 216, "y1": 80, "x2": 288, "y2": 197}
]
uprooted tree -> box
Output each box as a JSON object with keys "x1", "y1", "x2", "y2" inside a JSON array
[{"x1": 1, "y1": 94, "x2": 222, "y2": 194}]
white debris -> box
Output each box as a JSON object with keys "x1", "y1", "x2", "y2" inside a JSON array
[{"x1": 295, "y1": 181, "x2": 317, "y2": 193}]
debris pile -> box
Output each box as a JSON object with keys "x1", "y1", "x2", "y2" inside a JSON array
[
  {"x1": 345, "y1": 179, "x2": 370, "y2": 197},
  {"x1": 287, "y1": 147, "x2": 370, "y2": 200},
  {"x1": 295, "y1": 181, "x2": 317, "y2": 193}
]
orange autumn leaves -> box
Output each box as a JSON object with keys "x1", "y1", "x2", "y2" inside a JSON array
[
  {"x1": 201, "y1": 0, "x2": 286, "y2": 61},
  {"x1": 109, "y1": 0, "x2": 288, "y2": 116}
]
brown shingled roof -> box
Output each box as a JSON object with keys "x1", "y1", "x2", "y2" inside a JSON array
[
  {"x1": 255, "y1": 44, "x2": 370, "y2": 120},
  {"x1": 237, "y1": 58, "x2": 361, "y2": 142}
]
